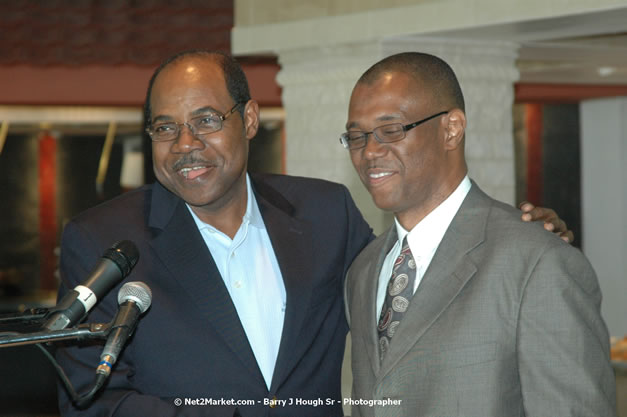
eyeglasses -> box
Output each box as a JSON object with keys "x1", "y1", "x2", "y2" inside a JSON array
[
  {"x1": 339, "y1": 111, "x2": 449, "y2": 150},
  {"x1": 146, "y1": 102, "x2": 243, "y2": 142}
]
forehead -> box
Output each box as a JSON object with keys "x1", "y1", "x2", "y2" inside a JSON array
[
  {"x1": 150, "y1": 57, "x2": 230, "y2": 117},
  {"x1": 348, "y1": 71, "x2": 427, "y2": 120}
]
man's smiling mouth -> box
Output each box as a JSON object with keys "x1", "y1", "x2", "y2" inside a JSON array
[{"x1": 179, "y1": 166, "x2": 211, "y2": 180}]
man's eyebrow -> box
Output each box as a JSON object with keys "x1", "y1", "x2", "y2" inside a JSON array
[
  {"x1": 152, "y1": 114, "x2": 173, "y2": 124},
  {"x1": 378, "y1": 114, "x2": 402, "y2": 122},
  {"x1": 346, "y1": 114, "x2": 402, "y2": 130},
  {"x1": 190, "y1": 106, "x2": 222, "y2": 117},
  {"x1": 151, "y1": 106, "x2": 222, "y2": 124},
  {"x1": 346, "y1": 121, "x2": 359, "y2": 130}
]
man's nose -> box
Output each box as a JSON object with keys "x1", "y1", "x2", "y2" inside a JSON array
[
  {"x1": 363, "y1": 132, "x2": 386, "y2": 159},
  {"x1": 171, "y1": 123, "x2": 205, "y2": 153}
]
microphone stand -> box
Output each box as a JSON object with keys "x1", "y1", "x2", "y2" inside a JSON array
[
  {"x1": 0, "y1": 322, "x2": 110, "y2": 348},
  {"x1": 0, "y1": 308, "x2": 51, "y2": 333},
  {"x1": 0, "y1": 322, "x2": 112, "y2": 407},
  {"x1": 0, "y1": 307, "x2": 50, "y2": 323}
]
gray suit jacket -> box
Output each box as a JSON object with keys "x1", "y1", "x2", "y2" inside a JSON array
[{"x1": 345, "y1": 182, "x2": 616, "y2": 417}]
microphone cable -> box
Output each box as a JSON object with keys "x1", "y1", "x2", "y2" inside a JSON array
[{"x1": 34, "y1": 342, "x2": 107, "y2": 408}]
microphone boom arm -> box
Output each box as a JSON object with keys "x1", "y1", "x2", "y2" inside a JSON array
[{"x1": 0, "y1": 322, "x2": 111, "y2": 348}]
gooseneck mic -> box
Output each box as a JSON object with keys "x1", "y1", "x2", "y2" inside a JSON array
[
  {"x1": 97, "y1": 281, "x2": 152, "y2": 379},
  {"x1": 44, "y1": 240, "x2": 139, "y2": 331}
]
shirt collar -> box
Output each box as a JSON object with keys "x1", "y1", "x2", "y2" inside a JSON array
[
  {"x1": 246, "y1": 174, "x2": 265, "y2": 229},
  {"x1": 186, "y1": 173, "x2": 264, "y2": 232},
  {"x1": 394, "y1": 175, "x2": 472, "y2": 256}
]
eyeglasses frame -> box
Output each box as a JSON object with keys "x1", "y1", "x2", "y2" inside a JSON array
[
  {"x1": 340, "y1": 110, "x2": 449, "y2": 150},
  {"x1": 146, "y1": 102, "x2": 244, "y2": 142}
]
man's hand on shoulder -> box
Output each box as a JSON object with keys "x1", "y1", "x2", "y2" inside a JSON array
[{"x1": 519, "y1": 201, "x2": 574, "y2": 244}]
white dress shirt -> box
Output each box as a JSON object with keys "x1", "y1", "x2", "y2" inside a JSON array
[
  {"x1": 187, "y1": 174, "x2": 286, "y2": 389},
  {"x1": 375, "y1": 176, "x2": 472, "y2": 319}
]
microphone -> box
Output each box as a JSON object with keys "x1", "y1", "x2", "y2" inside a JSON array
[
  {"x1": 97, "y1": 281, "x2": 152, "y2": 378},
  {"x1": 44, "y1": 240, "x2": 139, "y2": 331}
]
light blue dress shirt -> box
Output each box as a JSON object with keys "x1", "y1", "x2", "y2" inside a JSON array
[{"x1": 187, "y1": 174, "x2": 286, "y2": 389}]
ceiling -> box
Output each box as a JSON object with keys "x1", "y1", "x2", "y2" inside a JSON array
[
  {"x1": 423, "y1": 7, "x2": 627, "y2": 85},
  {"x1": 518, "y1": 33, "x2": 627, "y2": 85}
]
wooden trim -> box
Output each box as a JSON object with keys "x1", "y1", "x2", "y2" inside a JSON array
[
  {"x1": 515, "y1": 83, "x2": 627, "y2": 103},
  {"x1": 525, "y1": 103, "x2": 543, "y2": 206}
]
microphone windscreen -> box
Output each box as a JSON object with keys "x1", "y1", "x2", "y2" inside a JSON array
[
  {"x1": 118, "y1": 282, "x2": 152, "y2": 313},
  {"x1": 103, "y1": 240, "x2": 139, "y2": 277}
]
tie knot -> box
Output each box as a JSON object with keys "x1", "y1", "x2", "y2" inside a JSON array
[{"x1": 400, "y1": 236, "x2": 411, "y2": 255}]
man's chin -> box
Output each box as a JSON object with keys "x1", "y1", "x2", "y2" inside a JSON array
[
  {"x1": 179, "y1": 192, "x2": 216, "y2": 208},
  {"x1": 159, "y1": 181, "x2": 211, "y2": 205},
  {"x1": 370, "y1": 195, "x2": 399, "y2": 213}
]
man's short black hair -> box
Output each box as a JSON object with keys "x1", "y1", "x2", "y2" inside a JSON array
[
  {"x1": 357, "y1": 52, "x2": 465, "y2": 112},
  {"x1": 143, "y1": 50, "x2": 251, "y2": 130}
]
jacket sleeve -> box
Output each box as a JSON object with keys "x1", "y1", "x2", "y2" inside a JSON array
[
  {"x1": 339, "y1": 184, "x2": 375, "y2": 327},
  {"x1": 517, "y1": 242, "x2": 617, "y2": 416},
  {"x1": 340, "y1": 184, "x2": 375, "y2": 276}
]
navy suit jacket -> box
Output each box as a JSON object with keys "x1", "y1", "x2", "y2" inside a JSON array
[{"x1": 56, "y1": 173, "x2": 373, "y2": 417}]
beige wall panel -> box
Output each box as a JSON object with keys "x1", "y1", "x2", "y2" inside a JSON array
[
  {"x1": 235, "y1": 0, "x2": 434, "y2": 26},
  {"x1": 235, "y1": 0, "x2": 627, "y2": 27}
]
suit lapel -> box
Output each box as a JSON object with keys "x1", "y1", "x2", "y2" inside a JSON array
[
  {"x1": 249, "y1": 177, "x2": 315, "y2": 392},
  {"x1": 147, "y1": 183, "x2": 265, "y2": 385},
  {"x1": 378, "y1": 184, "x2": 489, "y2": 381}
]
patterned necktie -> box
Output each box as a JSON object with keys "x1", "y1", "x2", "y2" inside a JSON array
[{"x1": 377, "y1": 236, "x2": 417, "y2": 362}]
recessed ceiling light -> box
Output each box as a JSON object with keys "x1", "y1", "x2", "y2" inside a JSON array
[{"x1": 598, "y1": 66, "x2": 616, "y2": 76}]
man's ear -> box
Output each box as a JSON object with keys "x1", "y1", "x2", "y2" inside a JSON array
[
  {"x1": 243, "y1": 100, "x2": 260, "y2": 140},
  {"x1": 443, "y1": 108, "x2": 466, "y2": 150}
]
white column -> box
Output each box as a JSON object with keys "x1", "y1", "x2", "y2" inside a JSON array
[
  {"x1": 581, "y1": 98, "x2": 627, "y2": 339},
  {"x1": 276, "y1": 42, "x2": 393, "y2": 234},
  {"x1": 384, "y1": 37, "x2": 520, "y2": 204}
]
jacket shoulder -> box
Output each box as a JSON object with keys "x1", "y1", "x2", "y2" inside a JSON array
[
  {"x1": 346, "y1": 229, "x2": 390, "y2": 277},
  {"x1": 69, "y1": 184, "x2": 153, "y2": 233},
  {"x1": 251, "y1": 172, "x2": 347, "y2": 194},
  {"x1": 251, "y1": 172, "x2": 355, "y2": 213}
]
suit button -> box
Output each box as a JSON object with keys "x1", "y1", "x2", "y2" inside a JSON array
[{"x1": 269, "y1": 396, "x2": 277, "y2": 408}]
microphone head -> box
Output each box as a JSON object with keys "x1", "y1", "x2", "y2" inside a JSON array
[
  {"x1": 118, "y1": 281, "x2": 152, "y2": 314},
  {"x1": 104, "y1": 240, "x2": 140, "y2": 277}
]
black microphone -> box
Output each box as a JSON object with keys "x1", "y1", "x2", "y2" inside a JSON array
[
  {"x1": 44, "y1": 240, "x2": 139, "y2": 331},
  {"x1": 97, "y1": 281, "x2": 152, "y2": 378}
]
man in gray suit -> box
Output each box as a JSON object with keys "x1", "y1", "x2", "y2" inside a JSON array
[{"x1": 343, "y1": 52, "x2": 617, "y2": 417}]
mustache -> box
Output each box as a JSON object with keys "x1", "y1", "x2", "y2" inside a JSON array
[
  {"x1": 171, "y1": 154, "x2": 216, "y2": 171},
  {"x1": 365, "y1": 162, "x2": 395, "y2": 171}
]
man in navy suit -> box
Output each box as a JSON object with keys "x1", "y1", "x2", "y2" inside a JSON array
[
  {"x1": 55, "y1": 50, "x2": 571, "y2": 417},
  {"x1": 56, "y1": 50, "x2": 373, "y2": 417}
]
